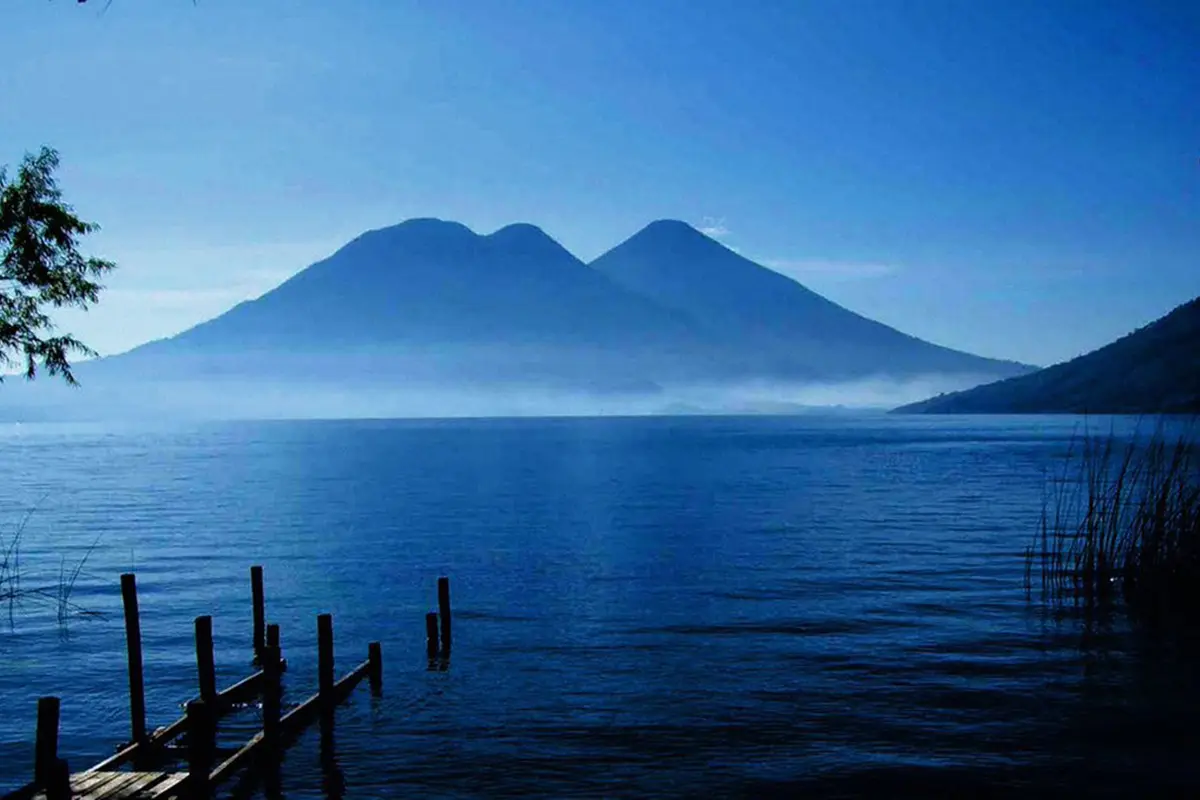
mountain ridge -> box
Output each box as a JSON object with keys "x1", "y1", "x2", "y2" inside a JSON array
[
  {"x1": 2, "y1": 217, "x2": 1040, "y2": 419},
  {"x1": 590, "y1": 219, "x2": 1032, "y2": 380},
  {"x1": 894, "y1": 296, "x2": 1200, "y2": 414}
]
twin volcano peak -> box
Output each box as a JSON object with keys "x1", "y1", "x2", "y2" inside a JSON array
[
  {"x1": 363, "y1": 217, "x2": 712, "y2": 248},
  {"x1": 364, "y1": 217, "x2": 556, "y2": 243},
  {"x1": 346, "y1": 218, "x2": 725, "y2": 273},
  {"x1": 346, "y1": 218, "x2": 574, "y2": 265},
  {"x1": 102, "y1": 215, "x2": 1028, "y2": 394}
]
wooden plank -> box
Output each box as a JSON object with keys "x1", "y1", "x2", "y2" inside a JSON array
[
  {"x1": 207, "y1": 732, "x2": 264, "y2": 787},
  {"x1": 279, "y1": 658, "x2": 371, "y2": 735},
  {"x1": 83, "y1": 741, "x2": 140, "y2": 775},
  {"x1": 109, "y1": 772, "x2": 170, "y2": 797},
  {"x1": 82, "y1": 716, "x2": 184, "y2": 775},
  {"x1": 20, "y1": 653, "x2": 376, "y2": 799},
  {"x1": 83, "y1": 670, "x2": 263, "y2": 774},
  {"x1": 207, "y1": 662, "x2": 371, "y2": 783},
  {"x1": 143, "y1": 773, "x2": 189, "y2": 800},
  {"x1": 216, "y1": 669, "x2": 265, "y2": 705},
  {"x1": 280, "y1": 689, "x2": 321, "y2": 731},
  {"x1": 334, "y1": 659, "x2": 372, "y2": 699},
  {"x1": 88, "y1": 771, "x2": 144, "y2": 799},
  {"x1": 68, "y1": 772, "x2": 113, "y2": 794},
  {"x1": 75, "y1": 771, "x2": 130, "y2": 799}
]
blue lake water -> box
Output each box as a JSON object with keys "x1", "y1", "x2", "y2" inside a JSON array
[{"x1": 1, "y1": 415, "x2": 1197, "y2": 798}]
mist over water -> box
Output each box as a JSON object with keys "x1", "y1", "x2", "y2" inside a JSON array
[
  {"x1": 2, "y1": 345, "x2": 994, "y2": 420},
  {"x1": 0, "y1": 377, "x2": 976, "y2": 421}
]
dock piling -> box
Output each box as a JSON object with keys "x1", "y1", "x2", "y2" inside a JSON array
[
  {"x1": 34, "y1": 696, "x2": 59, "y2": 789},
  {"x1": 250, "y1": 565, "x2": 266, "y2": 658},
  {"x1": 425, "y1": 612, "x2": 440, "y2": 658},
  {"x1": 120, "y1": 573, "x2": 148, "y2": 744},
  {"x1": 47, "y1": 758, "x2": 70, "y2": 800},
  {"x1": 318, "y1": 713, "x2": 346, "y2": 797},
  {"x1": 368, "y1": 641, "x2": 383, "y2": 693},
  {"x1": 185, "y1": 698, "x2": 215, "y2": 794},
  {"x1": 14, "y1": 567, "x2": 385, "y2": 800},
  {"x1": 437, "y1": 577, "x2": 452, "y2": 653},
  {"x1": 318, "y1": 614, "x2": 335, "y2": 708},
  {"x1": 195, "y1": 615, "x2": 217, "y2": 702},
  {"x1": 261, "y1": 644, "x2": 282, "y2": 752}
]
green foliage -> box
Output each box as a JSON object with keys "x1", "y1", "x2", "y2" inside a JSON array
[{"x1": 0, "y1": 147, "x2": 114, "y2": 385}]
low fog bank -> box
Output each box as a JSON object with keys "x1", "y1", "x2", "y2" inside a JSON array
[{"x1": 0, "y1": 371, "x2": 994, "y2": 422}]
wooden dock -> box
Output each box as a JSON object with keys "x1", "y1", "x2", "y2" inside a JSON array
[
  {"x1": 28, "y1": 771, "x2": 189, "y2": 800},
  {"x1": 1, "y1": 565, "x2": 417, "y2": 800}
]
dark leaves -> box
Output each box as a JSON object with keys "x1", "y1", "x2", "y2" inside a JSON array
[{"x1": 0, "y1": 146, "x2": 113, "y2": 386}]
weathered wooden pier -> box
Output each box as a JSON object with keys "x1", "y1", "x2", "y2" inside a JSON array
[{"x1": 0, "y1": 565, "x2": 440, "y2": 800}]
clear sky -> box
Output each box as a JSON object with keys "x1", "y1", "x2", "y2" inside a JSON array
[{"x1": 2, "y1": 0, "x2": 1196, "y2": 365}]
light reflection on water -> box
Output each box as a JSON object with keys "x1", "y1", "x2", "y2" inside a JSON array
[{"x1": 0, "y1": 415, "x2": 1196, "y2": 797}]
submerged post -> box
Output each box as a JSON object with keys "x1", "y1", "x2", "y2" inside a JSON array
[
  {"x1": 195, "y1": 615, "x2": 217, "y2": 703},
  {"x1": 368, "y1": 641, "x2": 383, "y2": 693},
  {"x1": 267, "y1": 622, "x2": 280, "y2": 652},
  {"x1": 250, "y1": 565, "x2": 265, "y2": 658},
  {"x1": 317, "y1": 614, "x2": 334, "y2": 707},
  {"x1": 437, "y1": 576, "x2": 452, "y2": 654},
  {"x1": 425, "y1": 612, "x2": 439, "y2": 658},
  {"x1": 261, "y1": 645, "x2": 282, "y2": 751},
  {"x1": 34, "y1": 696, "x2": 59, "y2": 789},
  {"x1": 120, "y1": 573, "x2": 147, "y2": 744},
  {"x1": 185, "y1": 698, "x2": 215, "y2": 795}
]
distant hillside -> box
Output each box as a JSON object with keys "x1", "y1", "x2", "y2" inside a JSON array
[
  {"x1": 105, "y1": 217, "x2": 733, "y2": 389},
  {"x1": 590, "y1": 220, "x2": 1032, "y2": 381},
  {"x1": 1, "y1": 217, "x2": 1039, "y2": 420},
  {"x1": 895, "y1": 296, "x2": 1200, "y2": 414},
  {"x1": 137, "y1": 218, "x2": 701, "y2": 353}
]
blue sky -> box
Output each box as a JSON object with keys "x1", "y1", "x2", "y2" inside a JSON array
[{"x1": 2, "y1": 0, "x2": 1196, "y2": 365}]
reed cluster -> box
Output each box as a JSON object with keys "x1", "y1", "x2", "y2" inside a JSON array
[
  {"x1": 1, "y1": 508, "x2": 101, "y2": 625},
  {"x1": 1027, "y1": 423, "x2": 1200, "y2": 623}
]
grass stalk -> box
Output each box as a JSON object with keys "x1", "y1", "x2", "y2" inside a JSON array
[{"x1": 1027, "y1": 420, "x2": 1200, "y2": 624}]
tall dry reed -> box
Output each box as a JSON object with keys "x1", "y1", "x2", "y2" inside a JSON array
[
  {"x1": 1, "y1": 507, "x2": 102, "y2": 625},
  {"x1": 1027, "y1": 422, "x2": 1200, "y2": 623}
]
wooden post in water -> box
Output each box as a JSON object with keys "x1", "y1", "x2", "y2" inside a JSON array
[
  {"x1": 34, "y1": 696, "x2": 59, "y2": 789},
  {"x1": 368, "y1": 641, "x2": 383, "y2": 692},
  {"x1": 437, "y1": 577, "x2": 452, "y2": 654},
  {"x1": 317, "y1": 614, "x2": 334, "y2": 709},
  {"x1": 250, "y1": 565, "x2": 266, "y2": 658},
  {"x1": 261, "y1": 645, "x2": 282, "y2": 752},
  {"x1": 120, "y1": 573, "x2": 147, "y2": 744},
  {"x1": 267, "y1": 622, "x2": 282, "y2": 672},
  {"x1": 425, "y1": 612, "x2": 439, "y2": 658},
  {"x1": 195, "y1": 615, "x2": 217, "y2": 703},
  {"x1": 185, "y1": 698, "x2": 215, "y2": 795},
  {"x1": 47, "y1": 758, "x2": 70, "y2": 800}
]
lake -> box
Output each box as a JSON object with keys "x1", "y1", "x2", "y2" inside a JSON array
[{"x1": 1, "y1": 415, "x2": 1196, "y2": 798}]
